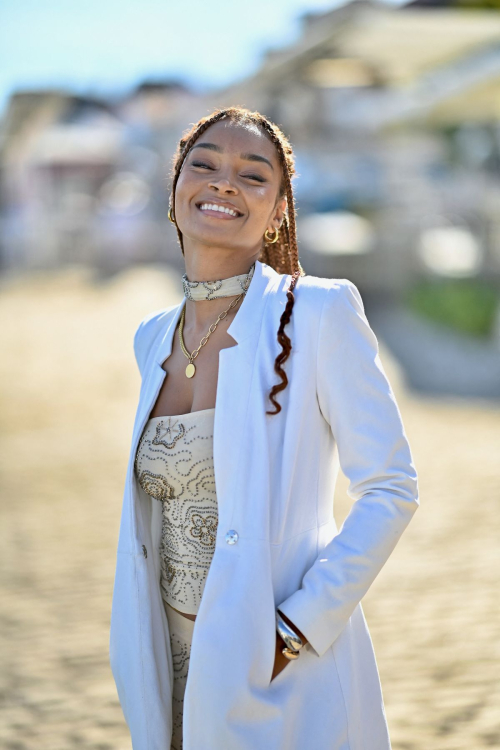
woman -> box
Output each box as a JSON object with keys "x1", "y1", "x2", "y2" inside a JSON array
[{"x1": 109, "y1": 106, "x2": 420, "y2": 750}]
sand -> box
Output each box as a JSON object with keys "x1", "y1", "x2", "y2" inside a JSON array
[{"x1": 0, "y1": 265, "x2": 498, "y2": 749}]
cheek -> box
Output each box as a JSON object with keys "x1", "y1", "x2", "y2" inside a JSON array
[
  {"x1": 175, "y1": 173, "x2": 194, "y2": 205},
  {"x1": 248, "y1": 186, "x2": 278, "y2": 221},
  {"x1": 175, "y1": 167, "x2": 208, "y2": 202}
]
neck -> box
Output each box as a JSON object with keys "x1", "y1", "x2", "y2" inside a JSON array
[{"x1": 184, "y1": 254, "x2": 256, "y2": 285}]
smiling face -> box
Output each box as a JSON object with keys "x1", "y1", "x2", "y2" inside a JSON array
[{"x1": 173, "y1": 119, "x2": 287, "y2": 258}]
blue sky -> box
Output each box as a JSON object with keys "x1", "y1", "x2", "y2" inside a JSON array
[{"x1": 0, "y1": 0, "x2": 404, "y2": 115}]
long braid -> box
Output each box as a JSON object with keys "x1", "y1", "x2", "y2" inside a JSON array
[
  {"x1": 168, "y1": 106, "x2": 305, "y2": 415},
  {"x1": 255, "y1": 117, "x2": 303, "y2": 414}
]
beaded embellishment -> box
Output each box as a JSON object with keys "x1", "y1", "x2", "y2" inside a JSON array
[
  {"x1": 134, "y1": 409, "x2": 218, "y2": 616},
  {"x1": 182, "y1": 261, "x2": 255, "y2": 301},
  {"x1": 137, "y1": 469, "x2": 176, "y2": 502},
  {"x1": 151, "y1": 417, "x2": 185, "y2": 449}
]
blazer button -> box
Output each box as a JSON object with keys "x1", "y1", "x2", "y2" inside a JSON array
[
  {"x1": 142, "y1": 544, "x2": 147, "y2": 558},
  {"x1": 225, "y1": 529, "x2": 239, "y2": 545}
]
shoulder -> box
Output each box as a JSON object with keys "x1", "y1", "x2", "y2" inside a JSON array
[
  {"x1": 133, "y1": 303, "x2": 180, "y2": 375},
  {"x1": 288, "y1": 272, "x2": 365, "y2": 319},
  {"x1": 288, "y1": 273, "x2": 375, "y2": 355}
]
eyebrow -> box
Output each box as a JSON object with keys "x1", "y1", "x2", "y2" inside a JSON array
[{"x1": 191, "y1": 142, "x2": 274, "y2": 171}]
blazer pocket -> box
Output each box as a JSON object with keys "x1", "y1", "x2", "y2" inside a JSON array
[{"x1": 267, "y1": 639, "x2": 297, "y2": 687}]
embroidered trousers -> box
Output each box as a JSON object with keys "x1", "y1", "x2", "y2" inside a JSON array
[{"x1": 164, "y1": 601, "x2": 195, "y2": 750}]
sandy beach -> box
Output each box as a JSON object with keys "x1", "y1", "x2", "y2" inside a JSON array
[{"x1": 1, "y1": 265, "x2": 498, "y2": 749}]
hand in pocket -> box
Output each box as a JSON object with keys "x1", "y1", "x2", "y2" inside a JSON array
[{"x1": 270, "y1": 632, "x2": 293, "y2": 683}]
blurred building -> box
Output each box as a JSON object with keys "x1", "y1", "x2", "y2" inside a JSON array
[
  {"x1": 207, "y1": 0, "x2": 500, "y2": 293},
  {"x1": 0, "y1": 82, "x2": 197, "y2": 273},
  {"x1": 0, "y1": 0, "x2": 500, "y2": 295}
]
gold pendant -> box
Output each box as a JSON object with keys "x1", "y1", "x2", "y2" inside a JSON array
[{"x1": 185, "y1": 362, "x2": 195, "y2": 378}]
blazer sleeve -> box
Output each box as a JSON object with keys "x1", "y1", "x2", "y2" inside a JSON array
[{"x1": 277, "y1": 280, "x2": 420, "y2": 658}]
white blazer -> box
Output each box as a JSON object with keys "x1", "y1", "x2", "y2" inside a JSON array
[{"x1": 109, "y1": 259, "x2": 419, "y2": 750}]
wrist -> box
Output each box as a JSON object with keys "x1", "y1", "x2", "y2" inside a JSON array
[
  {"x1": 275, "y1": 610, "x2": 306, "y2": 660},
  {"x1": 277, "y1": 609, "x2": 308, "y2": 647}
]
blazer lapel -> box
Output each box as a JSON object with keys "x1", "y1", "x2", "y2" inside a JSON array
[{"x1": 128, "y1": 259, "x2": 281, "y2": 547}]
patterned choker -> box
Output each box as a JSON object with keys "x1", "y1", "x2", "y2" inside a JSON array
[{"x1": 182, "y1": 261, "x2": 256, "y2": 301}]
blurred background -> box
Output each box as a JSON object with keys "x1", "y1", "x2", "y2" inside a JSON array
[{"x1": 1, "y1": 0, "x2": 499, "y2": 748}]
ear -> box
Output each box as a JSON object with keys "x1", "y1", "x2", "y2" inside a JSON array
[{"x1": 270, "y1": 196, "x2": 287, "y2": 230}]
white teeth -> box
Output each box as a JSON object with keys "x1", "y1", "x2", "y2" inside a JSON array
[{"x1": 199, "y1": 203, "x2": 239, "y2": 217}]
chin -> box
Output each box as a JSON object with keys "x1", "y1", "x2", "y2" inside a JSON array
[{"x1": 183, "y1": 225, "x2": 242, "y2": 247}]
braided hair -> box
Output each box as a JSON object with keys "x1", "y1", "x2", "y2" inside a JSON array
[{"x1": 168, "y1": 106, "x2": 306, "y2": 415}]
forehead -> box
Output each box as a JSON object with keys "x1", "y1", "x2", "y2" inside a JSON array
[{"x1": 194, "y1": 119, "x2": 279, "y2": 165}]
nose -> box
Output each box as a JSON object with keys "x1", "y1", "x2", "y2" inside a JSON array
[{"x1": 208, "y1": 176, "x2": 238, "y2": 195}]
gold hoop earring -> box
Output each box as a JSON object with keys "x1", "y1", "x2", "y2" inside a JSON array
[
  {"x1": 168, "y1": 206, "x2": 176, "y2": 224},
  {"x1": 264, "y1": 227, "x2": 279, "y2": 244}
]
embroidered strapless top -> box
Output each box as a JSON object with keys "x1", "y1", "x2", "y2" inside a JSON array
[{"x1": 134, "y1": 408, "x2": 217, "y2": 616}]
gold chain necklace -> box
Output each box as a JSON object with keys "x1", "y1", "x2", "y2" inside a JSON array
[{"x1": 178, "y1": 292, "x2": 246, "y2": 378}]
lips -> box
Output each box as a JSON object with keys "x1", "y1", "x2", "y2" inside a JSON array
[{"x1": 196, "y1": 201, "x2": 244, "y2": 218}]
